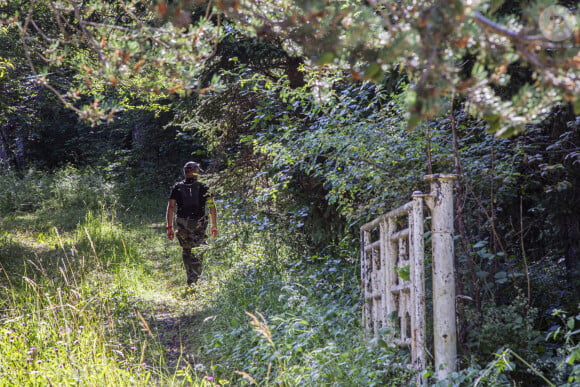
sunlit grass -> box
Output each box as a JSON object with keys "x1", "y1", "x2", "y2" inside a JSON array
[
  {"x1": 0, "y1": 163, "x2": 412, "y2": 386},
  {"x1": 0, "y1": 241, "x2": 166, "y2": 385},
  {"x1": 0, "y1": 168, "x2": 203, "y2": 385},
  {"x1": 5, "y1": 166, "x2": 573, "y2": 386}
]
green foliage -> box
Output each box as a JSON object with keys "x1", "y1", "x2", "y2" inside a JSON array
[
  {"x1": 0, "y1": 280, "x2": 158, "y2": 385},
  {"x1": 465, "y1": 296, "x2": 542, "y2": 359},
  {"x1": 546, "y1": 308, "x2": 580, "y2": 385},
  {"x1": 196, "y1": 215, "x2": 414, "y2": 385},
  {"x1": 248, "y1": 76, "x2": 425, "y2": 219},
  {"x1": 0, "y1": 166, "x2": 418, "y2": 385},
  {"x1": 3, "y1": 0, "x2": 220, "y2": 124},
  {"x1": 4, "y1": 0, "x2": 575, "y2": 132},
  {"x1": 0, "y1": 1, "x2": 578, "y2": 382},
  {"x1": 1, "y1": 163, "x2": 579, "y2": 385},
  {"x1": 230, "y1": 0, "x2": 579, "y2": 135},
  {"x1": 192, "y1": 67, "x2": 425, "y2": 249},
  {"x1": 435, "y1": 306, "x2": 580, "y2": 386},
  {"x1": 0, "y1": 211, "x2": 161, "y2": 384},
  {"x1": 0, "y1": 167, "x2": 222, "y2": 385},
  {"x1": 0, "y1": 166, "x2": 116, "y2": 226}
]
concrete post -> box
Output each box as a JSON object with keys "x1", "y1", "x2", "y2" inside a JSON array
[
  {"x1": 380, "y1": 220, "x2": 389, "y2": 331},
  {"x1": 411, "y1": 192, "x2": 427, "y2": 385},
  {"x1": 424, "y1": 174, "x2": 458, "y2": 380},
  {"x1": 361, "y1": 228, "x2": 371, "y2": 333}
]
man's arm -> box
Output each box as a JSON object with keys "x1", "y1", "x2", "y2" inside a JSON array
[
  {"x1": 207, "y1": 196, "x2": 218, "y2": 237},
  {"x1": 166, "y1": 199, "x2": 176, "y2": 240}
]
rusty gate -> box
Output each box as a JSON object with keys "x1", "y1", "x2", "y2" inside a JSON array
[{"x1": 360, "y1": 174, "x2": 457, "y2": 381}]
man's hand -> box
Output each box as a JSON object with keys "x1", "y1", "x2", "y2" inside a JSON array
[
  {"x1": 167, "y1": 226, "x2": 174, "y2": 240},
  {"x1": 211, "y1": 226, "x2": 218, "y2": 237}
]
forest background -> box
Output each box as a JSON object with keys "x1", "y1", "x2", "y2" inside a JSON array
[{"x1": 0, "y1": 0, "x2": 579, "y2": 385}]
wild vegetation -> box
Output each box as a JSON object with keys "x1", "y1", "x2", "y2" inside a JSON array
[
  {"x1": 1, "y1": 0, "x2": 579, "y2": 386},
  {"x1": 0, "y1": 168, "x2": 409, "y2": 385}
]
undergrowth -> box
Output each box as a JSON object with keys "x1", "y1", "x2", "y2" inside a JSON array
[
  {"x1": 0, "y1": 167, "x2": 578, "y2": 386},
  {"x1": 196, "y1": 236, "x2": 415, "y2": 385}
]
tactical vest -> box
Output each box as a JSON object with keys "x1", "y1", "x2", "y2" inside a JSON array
[{"x1": 175, "y1": 180, "x2": 206, "y2": 219}]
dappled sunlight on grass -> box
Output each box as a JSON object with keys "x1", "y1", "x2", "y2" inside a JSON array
[
  {"x1": 0, "y1": 168, "x2": 205, "y2": 384},
  {"x1": 3, "y1": 166, "x2": 575, "y2": 385}
]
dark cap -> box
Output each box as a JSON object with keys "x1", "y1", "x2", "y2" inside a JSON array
[{"x1": 183, "y1": 161, "x2": 203, "y2": 172}]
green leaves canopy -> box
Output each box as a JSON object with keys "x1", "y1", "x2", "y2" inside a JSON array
[{"x1": 6, "y1": 0, "x2": 579, "y2": 134}]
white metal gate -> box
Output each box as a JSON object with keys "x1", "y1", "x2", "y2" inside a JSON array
[{"x1": 361, "y1": 174, "x2": 457, "y2": 381}]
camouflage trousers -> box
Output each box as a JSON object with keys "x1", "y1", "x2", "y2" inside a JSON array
[{"x1": 176, "y1": 216, "x2": 208, "y2": 285}]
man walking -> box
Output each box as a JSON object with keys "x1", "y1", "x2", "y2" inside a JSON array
[{"x1": 166, "y1": 161, "x2": 218, "y2": 285}]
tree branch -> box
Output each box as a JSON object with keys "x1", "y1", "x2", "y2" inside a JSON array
[{"x1": 472, "y1": 11, "x2": 546, "y2": 42}]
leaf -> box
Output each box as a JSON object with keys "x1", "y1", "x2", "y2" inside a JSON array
[
  {"x1": 363, "y1": 63, "x2": 382, "y2": 81},
  {"x1": 574, "y1": 98, "x2": 580, "y2": 115},
  {"x1": 377, "y1": 338, "x2": 389, "y2": 350},
  {"x1": 494, "y1": 271, "x2": 508, "y2": 284},
  {"x1": 316, "y1": 52, "x2": 335, "y2": 65},
  {"x1": 395, "y1": 265, "x2": 410, "y2": 281},
  {"x1": 406, "y1": 112, "x2": 422, "y2": 131},
  {"x1": 489, "y1": 0, "x2": 505, "y2": 15},
  {"x1": 472, "y1": 240, "x2": 488, "y2": 249},
  {"x1": 566, "y1": 347, "x2": 580, "y2": 365}
]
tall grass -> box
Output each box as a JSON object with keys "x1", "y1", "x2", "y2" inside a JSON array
[
  {"x1": 2, "y1": 166, "x2": 577, "y2": 386},
  {"x1": 0, "y1": 227, "x2": 168, "y2": 384},
  {"x1": 1, "y1": 166, "x2": 407, "y2": 385},
  {"x1": 188, "y1": 212, "x2": 415, "y2": 386},
  {"x1": 0, "y1": 167, "x2": 203, "y2": 385}
]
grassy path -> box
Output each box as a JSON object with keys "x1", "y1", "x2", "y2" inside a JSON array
[
  {"x1": 1, "y1": 205, "x2": 426, "y2": 385},
  {"x1": 138, "y1": 244, "x2": 205, "y2": 374},
  {"x1": 0, "y1": 209, "x2": 219, "y2": 385},
  {"x1": 123, "y1": 223, "x2": 211, "y2": 376}
]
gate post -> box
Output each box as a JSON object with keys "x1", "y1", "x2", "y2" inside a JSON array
[
  {"x1": 411, "y1": 191, "x2": 427, "y2": 382},
  {"x1": 424, "y1": 174, "x2": 458, "y2": 380}
]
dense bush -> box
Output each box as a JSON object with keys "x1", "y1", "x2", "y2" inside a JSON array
[
  {"x1": 0, "y1": 166, "x2": 116, "y2": 226},
  {"x1": 196, "y1": 214, "x2": 415, "y2": 385},
  {"x1": 0, "y1": 164, "x2": 578, "y2": 385}
]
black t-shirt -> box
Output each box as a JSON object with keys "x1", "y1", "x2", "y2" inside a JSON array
[{"x1": 169, "y1": 179, "x2": 209, "y2": 219}]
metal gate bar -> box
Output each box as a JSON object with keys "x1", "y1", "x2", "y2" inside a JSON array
[{"x1": 361, "y1": 174, "x2": 457, "y2": 382}]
